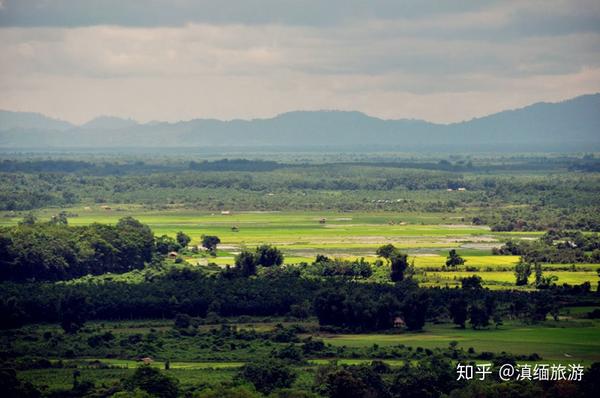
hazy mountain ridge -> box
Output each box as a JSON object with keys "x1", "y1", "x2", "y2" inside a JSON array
[
  {"x1": 0, "y1": 94, "x2": 598, "y2": 150},
  {"x1": 0, "y1": 110, "x2": 75, "y2": 131},
  {"x1": 81, "y1": 116, "x2": 139, "y2": 130}
]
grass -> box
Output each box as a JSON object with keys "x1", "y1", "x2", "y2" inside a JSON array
[
  {"x1": 81, "y1": 358, "x2": 245, "y2": 369},
  {"x1": 16, "y1": 316, "x2": 600, "y2": 391},
  {"x1": 4, "y1": 206, "x2": 588, "y2": 290},
  {"x1": 413, "y1": 255, "x2": 521, "y2": 268},
  {"x1": 0, "y1": 207, "x2": 542, "y2": 253},
  {"x1": 19, "y1": 368, "x2": 133, "y2": 391},
  {"x1": 0, "y1": 207, "x2": 552, "y2": 270},
  {"x1": 422, "y1": 270, "x2": 598, "y2": 286},
  {"x1": 8, "y1": 305, "x2": 600, "y2": 393},
  {"x1": 319, "y1": 320, "x2": 600, "y2": 364},
  {"x1": 18, "y1": 367, "x2": 237, "y2": 391},
  {"x1": 0, "y1": 207, "x2": 537, "y2": 254},
  {"x1": 54, "y1": 357, "x2": 409, "y2": 369}
]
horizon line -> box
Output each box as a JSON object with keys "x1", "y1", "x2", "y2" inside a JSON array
[{"x1": 1, "y1": 92, "x2": 598, "y2": 128}]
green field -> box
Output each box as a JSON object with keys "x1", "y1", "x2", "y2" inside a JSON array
[
  {"x1": 18, "y1": 367, "x2": 237, "y2": 391},
  {"x1": 2, "y1": 206, "x2": 597, "y2": 290},
  {"x1": 11, "y1": 313, "x2": 600, "y2": 392},
  {"x1": 320, "y1": 321, "x2": 600, "y2": 363},
  {"x1": 1, "y1": 157, "x2": 599, "y2": 397},
  {"x1": 0, "y1": 207, "x2": 532, "y2": 252}
]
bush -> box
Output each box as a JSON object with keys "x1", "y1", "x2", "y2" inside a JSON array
[
  {"x1": 194, "y1": 386, "x2": 262, "y2": 398},
  {"x1": 587, "y1": 309, "x2": 600, "y2": 319},
  {"x1": 237, "y1": 358, "x2": 296, "y2": 394},
  {"x1": 273, "y1": 344, "x2": 304, "y2": 363},
  {"x1": 124, "y1": 365, "x2": 179, "y2": 398},
  {"x1": 174, "y1": 313, "x2": 192, "y2": 329}
]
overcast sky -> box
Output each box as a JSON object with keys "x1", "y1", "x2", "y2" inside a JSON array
[{"x1": 1, "y1": 0, "x2": 599, "y2": 124}]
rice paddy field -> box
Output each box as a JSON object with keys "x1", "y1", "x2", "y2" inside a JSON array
[
  {"x1": 2, "y1": 205, "x2": 596, "y2": 290},
  {"x1": 2, "y1": 203, "x2": 600, "y2": 394},
  {"x1": 12, "y1": 313, "x2": 600, "y2": 392}
]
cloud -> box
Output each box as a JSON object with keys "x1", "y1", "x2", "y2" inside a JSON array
[
  {"x1": 0, "y1": 1, "x2": 599, "y2": 124},
  {"x1": 0, "y1": 1, "x2": 500, "y2": 28},
  {"x1": 1, "y1": 1, "x2": 599, "y2": 38}
]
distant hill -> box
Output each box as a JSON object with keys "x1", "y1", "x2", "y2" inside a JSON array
[
  {"x1": 81, "y1": 116, "x2": 138, "y2": 130},
  {"x1": 1, "y1": 94, "x2": 599, "y2": 151},
  {"x1": 0, "y1": 110, "x2": 74, "y2": 131}
]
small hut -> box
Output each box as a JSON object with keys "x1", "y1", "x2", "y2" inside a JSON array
[
  {"x1": 140, "y1": 357, "x2": 154, "y2": 365},
  {"x1": 393, "y1": 316, "x2": 406, "y2": 328}
]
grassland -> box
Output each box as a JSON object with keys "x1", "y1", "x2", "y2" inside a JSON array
[
  {"x1": 18, "y1": 367, "x2": 237, "y2": 391},
  {"x1": 320, "y1": 321, "x2": 600, "y2": 364},
  {"x1": 2, "y1": 206, "x2": 597, "y2": 290}
]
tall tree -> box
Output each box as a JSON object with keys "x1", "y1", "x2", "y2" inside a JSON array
[
  {"x1": 235, "y1": 250, "x2": 256, "y2": 277},
  {"x1": 376, "y1": 244, "x2": 397, "y2": 264},
  {"x1": 255, "y1": 244, "x2": 284, "y2": 267},
  {"x1": 401, "y1": 291, "x2": 429, "y2": 331},
  {"x1": 515, "y1": 260, "x2": 532, "y2": 286},
  {"x1": 201, "y1": 235, "x2": 221, "y2": 255},
  {"x1": 469, "y1": 302, "x2": 490, "y2": 330},
  {"x1": 176, "y1": 231, "x2": 191, "y2": 248},
  {"x1": 59, "y1": 292, "x2": 89, "y2": 334},
  {"x1": 534, "y1": 262, "x2": 543, "y2": 287},
  {"x1": 155, "y1": 235, "x2": 181, "y2": 255},
  {"x1": 390, "y1": 252, "x2": 409, "y2": 282},
  {"x1": 446, "y1": 249, "x2": 465, "y2": 268},
  {"x1": 449, "y1": 298, "x2": 468, "y2": 328},
  {"x1": 116, "y1": 217, "x2": 155, "y2": 269}
]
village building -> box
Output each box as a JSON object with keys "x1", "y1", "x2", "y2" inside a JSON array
[{"x1": 393, "y1": 316, "x2": 406, "y2": 328}]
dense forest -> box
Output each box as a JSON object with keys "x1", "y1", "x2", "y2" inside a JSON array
[{"x1": 0, "y1": 217, "x2": 155, "y2": 281}]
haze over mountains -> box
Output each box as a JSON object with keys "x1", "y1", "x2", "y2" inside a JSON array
[{"x1": 1, "y1": 94, "x2": 599, "y2": 151}]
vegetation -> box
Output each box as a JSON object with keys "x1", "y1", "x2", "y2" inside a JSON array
[
  {"x1": 1, "y1": 154, "x2": 599, "y2": 232},
  {"x1": 0, "y1": 216, "x2": 154, "y2": 281},
  {"x1": 446, "y1": 249, "x2": 465, "y2": 268},
  {"x1": 0, "y1": 152, "x2": 599, "y2": 397},
  {"x1": 201, "y1": 235, "x2": 221, "y2": 256}
]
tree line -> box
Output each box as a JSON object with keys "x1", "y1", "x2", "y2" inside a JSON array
[
  {"x1": 0, "y1": 216, "x2": 155, "y2": 281},
  {"x1": 494, "y1": 231, "x2": 600, "y2": 263},
  {"x1": 1, "y1": 264, "x2": 592, "y2": 333}
]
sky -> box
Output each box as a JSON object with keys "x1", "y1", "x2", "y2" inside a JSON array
[{"x1": 0, "y1": 0, "x2": 599, "y2": 125}]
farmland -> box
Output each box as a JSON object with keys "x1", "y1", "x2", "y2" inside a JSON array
[
  {"x1": 3, "y1": 1, "x2": 600, "y2": 395},
  {"x1": 3, "y1": 206, "x2": 596, "y2": 290},
  {"x1": 1, "y1": 154, "x2": 599, "y2": 397},
  {"x1": 7, "y1": 311, "x2": 600, "y2": 393}
]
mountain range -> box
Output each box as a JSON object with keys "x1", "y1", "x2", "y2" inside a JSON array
[{"x1": 1, "y1": 93, "x2": 599, "y2": 151}]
